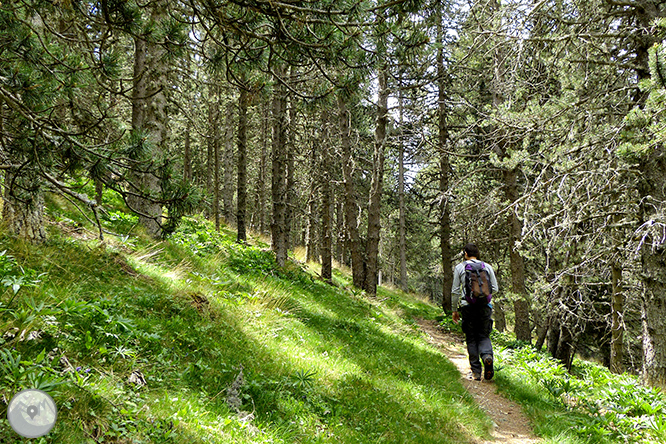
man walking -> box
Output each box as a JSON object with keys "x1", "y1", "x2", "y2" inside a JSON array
[{"x1": 451, "y1": 243, "x2": 498, "y2": 381}]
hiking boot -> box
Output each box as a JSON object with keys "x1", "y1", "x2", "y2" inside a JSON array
[
  {"x1": 472, "y1": 372, "x2": 481, "y2": 381},
  {"x1": 483, "y1": 355, "x2": 494, "y2": 381}
]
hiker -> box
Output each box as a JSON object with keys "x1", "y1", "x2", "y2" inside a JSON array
[{"x1": 451, "y1": 243, "x2": 498, "y2": 381}]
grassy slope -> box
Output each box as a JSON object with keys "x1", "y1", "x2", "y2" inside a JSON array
[{"x1": 0, "y1": 197, "x2": 493, "y2": 443}]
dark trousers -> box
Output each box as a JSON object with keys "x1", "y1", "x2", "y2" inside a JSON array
[{"x1": 460, "y1": 304, "x2": 494, "y2": 375}]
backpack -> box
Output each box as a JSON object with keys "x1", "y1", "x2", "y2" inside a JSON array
[{"x1": 464, "y1": 261, "x2": 492, "y2": 304}]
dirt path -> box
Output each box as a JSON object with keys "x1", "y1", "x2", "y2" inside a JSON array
[{"x1": 417, "y1": 319, "x2": 542, "y2": 444}]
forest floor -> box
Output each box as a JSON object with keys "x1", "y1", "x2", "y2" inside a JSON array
[{"x1": 417, "y1": 319, "x2": 542, "y2": 444}]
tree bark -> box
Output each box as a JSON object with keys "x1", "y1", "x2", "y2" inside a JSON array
[
  {"x1": 364, "y1": 58, "x2": 389, "y2": 297},
  {"x1": 494, "y1": 300, "x2": 507, "y2": 333},
  {"x1": 223, "y1": 98, "x2": 235, "y2": 225},
  {"x1": 555, "y1": 320, "x2": 575, "y2": 371},
  {"x1": 338, "y1": 93, "x2": 365, "y2": 288},
  {"x1": 437, "y1": 5, "x2": 453, "y2": 312},
  {"x1": 213, "y1": 93, "x2": 221, "y2": 232},
  {"x1": 271, "y1": 67, "x2": 289, "y2": 267},
  {"x1": 335, "y1": 200, "x2": 344, "y2": 265},
  {"x1": 236, "y1": 85, "x2": 248, "y2": 243},
  {"x1": 506, "y1": 168, "x2": 531, "y2": 342},
  {"x1": 254, "y1": 99, "x2": 269, "y2": 234},
  {"x1": 206, "y1": 96, "x2": 214, "y2": 216},
  {"x1": 610, "y1": 262, "x2": 625, "y2": 374},
  {"x1": 639, "y1": 151, "x2": 666, "y2": 387},
  {"x1": 321, "y1": 138, "x2": 333, "y2": 283},
  {"x1": 398, "y1": 92, "x2": 408, "y2": 293},
  {"x1": 628, "y1": 3, "x2": 666, "y2": 387},
  {"x1": 184, "y1": 118, "x2": 192, "y2": 182},
  {"x1": 305, "y1": 140, "x2": 318, "y2": 263},
  {"x1": 3, "y1": 169, "x2": 46, "y2": 242},
  {"x1": 128, "y1": 29, "x2": 165, "y2": 238},
  {"x1": 285, "y1": 75, "x2": 295, "y2": 254}
]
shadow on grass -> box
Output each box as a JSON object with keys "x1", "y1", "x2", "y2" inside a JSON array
[{"x1": 3, "y1": 234, "x2": 494, "y2": 444}]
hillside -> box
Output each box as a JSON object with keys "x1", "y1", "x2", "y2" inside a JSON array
[
  {"x1": 0, "y1": 197, "x2": 492, "y2": 443},
  {"x1": 3, "y1": 196, "x2": 666, "y2": 444}
]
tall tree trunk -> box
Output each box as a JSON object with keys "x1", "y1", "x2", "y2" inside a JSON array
[
  {"x1": 338, "y1": 93, "x2": 365, "y2": 288},
  {"x1": 335, "y1": 200, "x2": 344, "y2": 265},
  {"x1": 610, "y1": 262, "x2": 625, "y2": 374},
  {"x1": 206, "y1": 96, "x2": 214, "y2": 217},
  {"x1": 398, "y1": 92, "x2": 408, "y2": 293},
  {"x1": 364, "y1": 58, "x2": 388, "y2": 296},
  {"x1": 223, "y1": 100, "x2": 235, "y2": 224},
  {"x1": 213, "y1": 93, "x2": 221, "y2": 232},
  {"x1": 305, "y1": 140, "x2": 318, "y2": 263},
  {"x1": 184, "y1": 118, "x2": 192, "y2": 182},
  {"x1": 506, "y1": 168, "x2": 531, "y2": 342},
  {"x1": 321, "y1": 143, "x2": 333, "y2": 284},
  {"x1": 285, "y1": 73, "x2": 295, "y2": 253},
  {"x1": 271, "y1": 68, "x2": 289, "y2": 267},
  {"x1": 128, "y1": 29, "x2": 165, "y2": 238},
  {"x1": 236, "y1": 85, "x2": 248, "y2": 243},
  {"x1": 639, "y1": 152, "x2": 666, "y2": 386},
  {"x1": 254, "y1": 99, "x2": 269, "y2": 234},
  {"x1": 630, "y1": 5, "x2": 666, "y2": 387},
  {"x1": 437, "y1": 13, "x2": 453, "y2": 311}
]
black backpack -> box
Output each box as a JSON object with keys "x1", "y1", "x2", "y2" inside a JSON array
[{"x1": 464, "y1": 261, "x2": 492, "y2": 304}]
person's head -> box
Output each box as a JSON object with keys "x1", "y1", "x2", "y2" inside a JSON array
[{"x1": 464, "y1": 243, "x2": 480, "y2": 259}]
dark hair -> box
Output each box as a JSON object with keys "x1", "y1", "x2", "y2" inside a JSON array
[{"x1": 464, "y1": 243, "x2": 480, "y2": 258}]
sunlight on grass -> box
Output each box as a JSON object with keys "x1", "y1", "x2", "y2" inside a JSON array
[{"x1": 1, "y1": 214, "x2": 495, "y2": 444}]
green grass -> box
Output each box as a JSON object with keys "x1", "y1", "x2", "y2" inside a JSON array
[{"x1": 0, "y1": 201, "x2": 493, "y2": 443}]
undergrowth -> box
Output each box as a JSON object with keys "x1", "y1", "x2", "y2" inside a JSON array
[
  {"x1": 0, "y1": 196, "x2": 492, "y2": 444},
  {"x1": 493, "y1": 333, "x2": 666, "y2": 444}
]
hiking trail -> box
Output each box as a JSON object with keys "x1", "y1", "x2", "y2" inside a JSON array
[{"x1": 417, "y1": 319, "x2": 542, "y2": 444}]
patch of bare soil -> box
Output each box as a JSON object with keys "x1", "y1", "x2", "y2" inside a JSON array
[{"x1": 417, "y1": 319, "x2": 542, "y2": 444}]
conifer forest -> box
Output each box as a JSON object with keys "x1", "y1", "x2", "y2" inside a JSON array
[{"x1": 4, "y1": 0, "x2": 666, "y2": 441}]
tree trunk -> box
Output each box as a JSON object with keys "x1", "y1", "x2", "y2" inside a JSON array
[
  {"x1": 305, "y1": 141, "x2": 318, "y2": 263},
  {"x1": 223, "y1": 100, "x2": 235, "y2": 224},
  {"x1": 364, "y1": 58, "x2": 388, "y2": 296},
  {"x1": 397, "y1": 92, "x2": 408, "y2": 293},
  {"x1": 254, "y1": 99, "x2": 269, "y2": 234},
  {"x1": 335, "y1": 200, "x2": 344, "y2": 265},
  {"x1": 547, "y1": 313, "x2": 560, "y2": 358},
  {"x1": 184, "y1": 118, "x2": 192, "y2": 182},
  {"x1": 128, "y1": 29, "x2": 165, "y2": 238},
  {"x1": 534, "y1": 309, "x2": 549, "y2": 351},
  {"x1": 630, "y1": 5, "x2": 666, "y2": 388},
  {"x1": 506, "y1": 167, "x2": 531, "y2": 342},
  {"x1": 236, "y1": 86, "x2": 248, "y2": 243},
  {"x1": 321, "y1": 152, "x2": 333, "y2": 283},
  {"x1": 437, "y1": 5, "x2": 453, "y2": 312},
  {"x1": 338, "y1": 93, "x2": 365, "y2": 288},
  {"x1": 3, "y1": 169, "x2": 46, "y2": 242},
  {"x1": 610, "y1": 262, "x2": 625, "y2": 374},
  {"x1": 555, "y1": 322, "x2": 575, "y2": 371},
  {"x1": 206, "y1": 97, "x2": 214, "y2": 216},
  {"x1": 494, "y1": 300, "x2": 507, "y2": 333},
  {"x1": 639, "y1": 151, "x2": 666, "y2": 387},
  {"x1": 213, "y1": 94, "x2": 221, "y2": 232},
  {"x1": 271, "y1": 68, "x2": 289, "y2": 267},
  {"x1": 285, "y1": 76, "x2": 295, "y2": 253}
]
